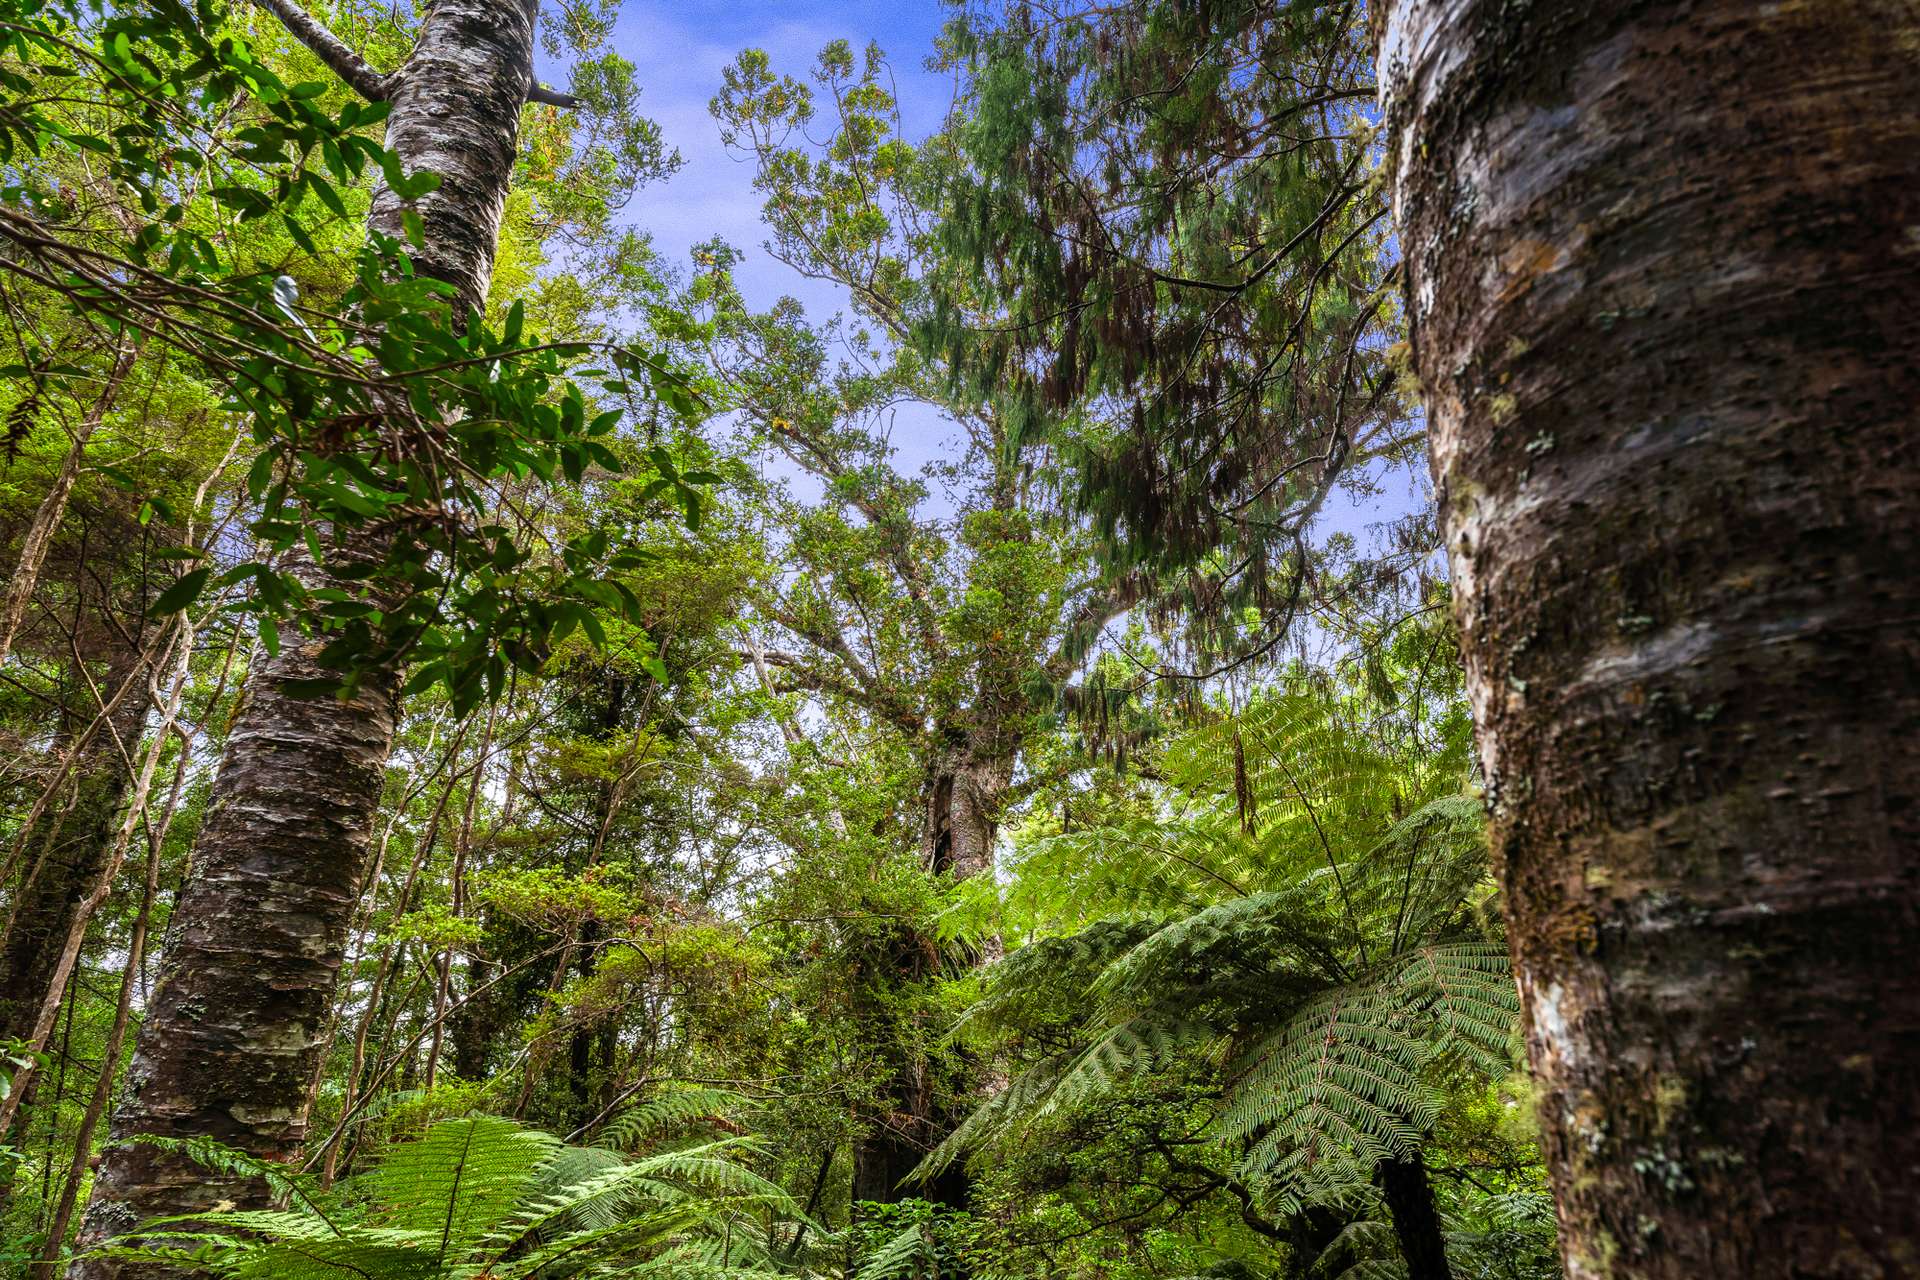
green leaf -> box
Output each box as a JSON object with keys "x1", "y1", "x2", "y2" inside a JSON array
[
  {"x1": 153, "y1": 567, "x2": 212, "y2": 615},
  {"x1": 282, "y1": 211, "x2": 318, "y2": 255}
]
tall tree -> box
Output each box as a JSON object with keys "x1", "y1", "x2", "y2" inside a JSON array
[
  {"x1": 68, "y1": 1, "x2": 572, "y2": 1267},
  {"x1": 931, "y1": 0, "x2": 1412, "y2": 664},
  {"x1": 1377, "y1": 2, "x2": 1920, "y2": 1275},
  {"x1": 696, "y1": 41, "x2": 1151, "y2": 1202}
]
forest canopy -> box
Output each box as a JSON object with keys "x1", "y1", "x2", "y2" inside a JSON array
[{"x1": 0, "y1": 2, "x2": 1912, "y2": 1280}]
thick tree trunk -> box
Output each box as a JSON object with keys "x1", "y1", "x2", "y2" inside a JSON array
[
  {"x1": 921, "y1": 747, "x2": 1011, "y2": 881},
  {"x1": 852, "y1": 744, "x2": 1011, "y2": 1206},
  {"x1": 67, "y1": 574, "x2": 401, "y2": 1273},
  {"x1": 1376, "y1": 1154, "x2": 1452, "y2": 1280},
  {"x1": 1379, "y1": 3, "x2": 1920, "y2": 1276},
  {"x1": 69, "y1": 4, "x2": 538, "y2": 1273}
]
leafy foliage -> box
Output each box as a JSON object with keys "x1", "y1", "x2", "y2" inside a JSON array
[
  {"x1": 93, "y1": 1114, "x2": 808, "y2": 1280},
  {"x1": 927, "y1": 681, "x2": 1518, "y2": 1213},
  {"x1": 0, "y1": 0, "x2": 711, "y2": 712},
  {"x1": 930, "y1": 0, "x2": 1415, "y2": 658}
]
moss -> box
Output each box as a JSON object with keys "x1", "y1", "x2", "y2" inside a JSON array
[{"x1": 1651, "y1": 1076, "x2": 1689, "y2": 1136}]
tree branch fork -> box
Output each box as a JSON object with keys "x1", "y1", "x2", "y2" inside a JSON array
[{"x1": 253, "y1": 0, "x2": 581, "y2": 108}]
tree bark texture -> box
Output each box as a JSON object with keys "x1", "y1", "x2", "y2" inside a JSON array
[
  {"x1": 67, "y1": 581, "x2": 400, "y2": 1273},
  {"x1": 922, "y1": 749, "x2": 1012, "y2": 882},
  {"x1": 69, "y1": 3, "x2": 540, "y2": 1272},
  {"x1": 1379, "y1": 2, "x2": 1920, "y2": 1276}
]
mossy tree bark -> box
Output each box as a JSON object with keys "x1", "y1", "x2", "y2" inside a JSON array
[
  {"x1": 1377, "y1": 2, "x2": 1920, "y2": 1275},
  {"x1": 69, "y1": 3, "x2": 542, "y2": 1273},
  {"x1": 850, "y1": 741, "x2": 1011, "y2": 1208}
]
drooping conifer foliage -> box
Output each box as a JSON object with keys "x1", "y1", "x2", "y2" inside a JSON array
[
  {"x1": 0, "y1": 0, "x2": 1904, "y2": 1278},
  {"x1": 929, "y1": 0, "x2": 1415, "y2": 660}
]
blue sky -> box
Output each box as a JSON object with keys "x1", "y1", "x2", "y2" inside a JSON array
[
  {"x1": 596, "y1": 0, "x2": 960, "y2": 480},
  {"x1": 608, "y1": 0, "x2": 952, "y2": 314},
  {"x1": 595, "y1": 0, "x2": 1430, "y2": 542}
]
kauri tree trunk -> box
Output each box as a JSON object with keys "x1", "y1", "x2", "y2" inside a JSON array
[
  {"x1": 851, "y1": 741, "x2": 1011, "y2": 1206},
  {"x1": 1378, "y1": 2, "x2": 1920, "y2": 1275},
  {"x1": 70, "y1": 3, "x2": 539, "y2": 1273}
]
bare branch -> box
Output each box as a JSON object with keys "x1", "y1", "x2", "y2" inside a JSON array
[
  {"x1": 752, "y1": 647, "x2": 923, "y2": 736},
  {"x1": 252, "y1": 0, "x2": 393, "y2": 102},
  {"x1": 529, "y1": 83, "x2": 583, "y2": 109}
]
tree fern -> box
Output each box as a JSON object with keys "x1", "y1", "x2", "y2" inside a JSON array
[
  {"x1": 930, "y1": 682, "x2": 1520, "y2": 1246},
  {"x1": 594, "y1": 1086, "x2": 754, "y2": 1152},
  {"x1": 89, "y1": 1116, "x2": 805, "y2": 1280},
  {"x1": 364, "y1": 1114, "x2": 559, "y2": 1260},
  {"x1": 852, "y1": 1220, "x2": 958, "y2": 1280}
]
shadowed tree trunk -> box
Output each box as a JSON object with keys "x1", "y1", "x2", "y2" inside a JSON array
[
  {"x1": 0, "y1": 645, "x2": 147, "y2": 1050},
  {"x1": 70, "y1": 3, "x2": 544, "y2": 1273},
  {"x1": 1378, "y1": 2, "x2": 1920, "y2": 1275},
  {"x1": 1376, "y1": 1155, "x2": 1451, "y2": 1280},
  {"x1": 0, "y1": 338, "x2": 138, "y2": 668}
]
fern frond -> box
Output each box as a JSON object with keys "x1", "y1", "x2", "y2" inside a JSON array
[
  {"x1": 1037, "y1": 1016, "x2": 1216, "y2": 1121},
  {"x1": 911, "y1": 1050, "x2": 1069, "y2": 1183},
  {"x1": 1224, "y1": 990, "x2": 1433, "y2": 1186},
  {"x1": 595, "y1": 1086, "x2": 754, "y2": 1152},
  {"x1": 1377, "y1": 943, "x2": 1520, "y2": 1076},
  {"x1": 357, "y1": 1114, "x2": 556, "y2": 1260},
  {"x1": 854, "y1": 1221, "x2": 959, "y2": 1280}
]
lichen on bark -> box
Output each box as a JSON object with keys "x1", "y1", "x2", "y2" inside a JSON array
[{"x1": 1379, "y1": 1, "x2": 1920, "y2": 1275}]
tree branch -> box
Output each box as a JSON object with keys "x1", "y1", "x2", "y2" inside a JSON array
[
  {"x1": 529, "y1": 83, "x2": 583, "y2": 109},
  {"x1": 255, "y1": 0, "x2": 579, "y2": 109},
  {"x1": 753, "y1": 648, "x2": 922, "y2": 736},
  {"x1": 1044, "y1": 570, "x2": 1151, "y2": 681},
  {"x1": 252, "y1": 0, "x2": 393, "y2": 102}
]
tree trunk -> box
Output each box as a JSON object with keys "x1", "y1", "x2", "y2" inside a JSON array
[
  {"x1": 69, "y1": 4, "x2": 539, "y2": 1273},
  {"x1": 921, "y1": 748, "x2": 1011, "y2": 881},
  {"x1": 31, "y1": 716, "x2": 184, "y2": 1280},
  {"x1": 1378, "y1": 3, "x2": 1920, "y2": 1276},
  {"x1": 66, "y1": 574, "x2": 400, "y2": 1273},
  {"x1": 0, "y1": 337, "x2": 137, "y2": 668},
  {"x1": 1376, "y1": 1154, "x2": 1452, "y2": 1280},
  {"x1": 0, "y1": 646, "x2": 147, "y2": 1049},
  {"x1": 852, "y1": 743, "x2": 1011, "y2": 1206}
]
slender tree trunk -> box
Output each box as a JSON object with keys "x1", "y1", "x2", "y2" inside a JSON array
[
  {"x1": 425, "y1": 703, "x2": 492, "y2": 1090},
  {"x1": 1376, "y1": 1154, "x2": 1452, "y2": 1280},
  {"x1": 31, "y1": 714, "x2": 184, "y2": 1280},
  {"x1": 0, "y1": 337, "x2": 136, "y2": 668},
  {"x1": 0, "y1": 622, "x2": 192, "y2": 1141},
  {"x1": 1378, "y1": 3, "x2": 1920, "y2": 1275},
  {"x1": 69, "y1": 4, "x2": 539, "y2": 1273},
  {"x1": 0, "y1": 646, "x2": 148, "y2": 1049}
]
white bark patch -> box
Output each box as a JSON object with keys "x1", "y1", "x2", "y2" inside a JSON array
[{"x1": 1530, "y1": 978, "x2": 1578, "y2": 1071}]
